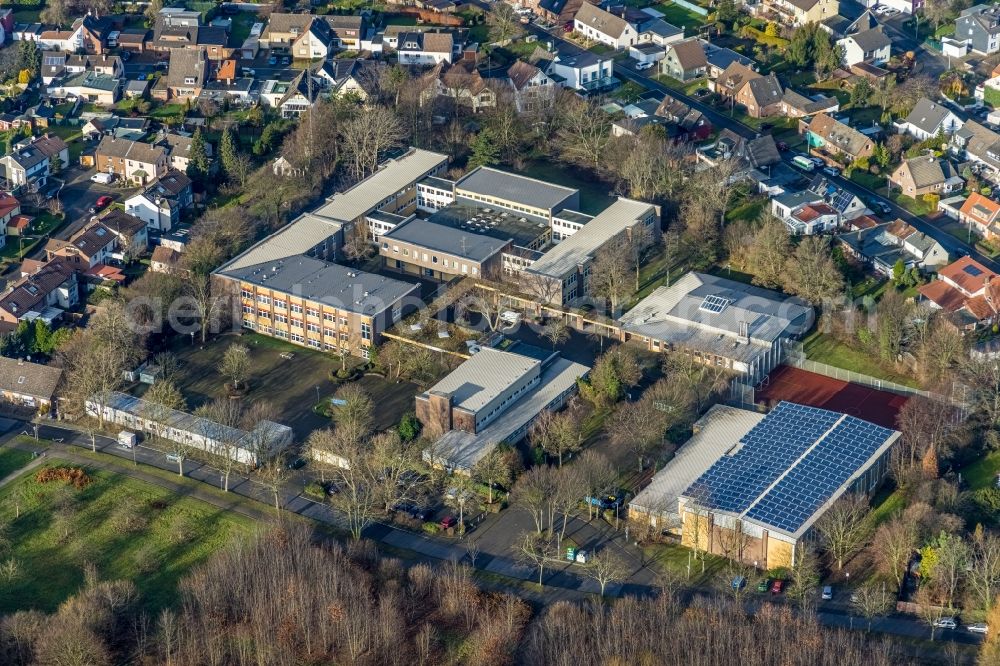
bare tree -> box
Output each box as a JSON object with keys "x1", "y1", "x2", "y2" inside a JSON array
[
  {"x1": 341, "y1": 105, "x2": 405, "y2": 182},
  {"x1": 588, "y1": 242, "x2": 632, "y2": 316},
  {"x1": 512, "y1": 465, "x2": 557, "y2": 534},
  {"x1": 256, "y1": 456, "x2": 288, "y2": 513},
  {"x1": 529, "y1": 408, "x2": 581, "y2": 467},
  {"x1": 786, "y1": 543, "x2": 821, "y2": 613},
  {"x1": 218, "y1": 343, "x2": 251, "y2": 391},
  {"x1": 330, "y1": 384, "x2": 375, "y2": 448},
  {"x1": 486, "y1": 3, "x2": 524, "y2": 44},
  {"x1": 516, "y1": 531, "x2": 560, "y2": 586},
  {"x1": 967, "y1": 532, "x2": 1000, "y2": 614},
  {"x1": 577, "y1": 450, "x2": 616, "y2": 521},
  {"x1": 871, "y1": 515, "x2": 916, "y2": 590},
  {"x1": 585, "y1": 549, "x2": 630, "y2": 596},
  {"x1": 194, "y1": 398, "x2": 246, "y2": 491},
  {"x1": 852, "y1": 581, "x2": 894, "y2": 631},
  {"x1": 555, "y1": 94, "x2": 612, "y2": 169},
  {"x1": 552, "y1": 465, "x2": 586, "y2": 542},
  {"x1": 814, "y1": 494, "x2": 869, "y2": 570},
  {"x1": 916, "y1": 585, "x2": 947, "y2": 641},
  {"x1": 541, "y1": 318, "x2": 570, "y2": 350},
  {"x1": 472, "y1": 443, "x2": 519, "y2": 504}
]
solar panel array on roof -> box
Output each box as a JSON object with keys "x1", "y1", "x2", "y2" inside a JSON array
[
  {"x1": 699, "y1": 294, "x2": 731, "y2": 314},
  {"x1": 684, "y1": 402, "x2": 895, "y2": 534},
  {"x1": 830, "y1": 189, "x2": 855, "y2": 212},
  {"x1": 965, "y1": 264, "x2": 983, "y2": 277}
]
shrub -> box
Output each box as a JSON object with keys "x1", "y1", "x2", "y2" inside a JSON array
[
  {"x1": 421, "y1": 522, "x2": 441, "y2": 536},
  {"x1": 35, "y1": 466, "x2": 91, "y2": 489},
  {"x1": 304, "y1": 481, "x2": 326, "y2": 499},
  {"x1": 397, "y1": 412, "x2": 422, "y2": 442}
]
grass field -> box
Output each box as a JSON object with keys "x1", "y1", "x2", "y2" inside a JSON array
[
  {"x1": 959, "y1": 451, "x2": 1000, "y2": 491},
  {"x1": 0, "y1": 447, "x2": 33, "y2": 480},
  {"x1": 518, "y1": 160, "x2": 615, "y2": 214},
  {"x1": 642, "y1": 542, "x2": 729, "y2": 586},
  {"x1": 653, "y1": 2, "x2": 706, "y2": 30},
  {"x1": 0, "y1": 459, "x2": 254, "y2": 614},
  {"x1": 802, "y1": 331, "x2": 920, "y2": 388}
]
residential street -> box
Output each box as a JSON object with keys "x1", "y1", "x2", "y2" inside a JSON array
[
  {"x1": 0, "y1": 417, "x2": 984, "y2": 647},
  {"x1": 526, "y1": 22, "x2": 1000, "y2": 276}
]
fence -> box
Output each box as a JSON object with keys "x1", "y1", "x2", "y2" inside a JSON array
[
  {"x1": 784, "y1": 355, "x2": 934, "y2": 400},
  {"x1": 672, "y1": 0, "x2": 709, "y2": 16}
]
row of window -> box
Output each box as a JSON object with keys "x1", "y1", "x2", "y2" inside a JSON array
[
  {"x1": 382, "y1": 243, "x2": 480, "y2": 274},
  {"x1": 458, "y1": 191, "x2": 544, "y2": 217},
  {"x1": 246, "y1": 320, "x2": 372, "y2": 358}
]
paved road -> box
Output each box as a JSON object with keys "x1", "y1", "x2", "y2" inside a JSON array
[
  {"x1": 525, "y1": 21, "x2": 999, "y2": 274},
  {"x1": 1, "y1": 416, "x2": 985, "y2": 646}
]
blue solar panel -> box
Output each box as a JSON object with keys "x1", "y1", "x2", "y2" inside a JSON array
[{"x1": 683, "y1": 403, "x2": 894, "y2": 533}]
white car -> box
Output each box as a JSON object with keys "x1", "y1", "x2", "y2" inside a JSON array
[
  {"x1": 635, "y1": 61, "x2": 654, "y2": 71},
  {"x1": 968, "y1": 623, "x2": 989, "y2": 634},
  {"x1": 934, "y1": 617, "x2": 958, "y2": 630}
]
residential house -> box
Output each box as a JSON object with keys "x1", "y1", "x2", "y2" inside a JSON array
[
  {"x1": 313, "y1": 59, "x2": 382, "y2": 100},
  {"x1": 320, "y1": 15, "x2": 367, "y2": 50},
  {"x1": 660, "y1": 39, "x2": 707, "y2": 81},
  {"x1": 99, "y1": 209, "x2": 150, "y2": 257},
  {"x1": 918, "y1": 256, "x2": 1000, "y2": 328},
  {"x1": 41, "y1": 52, "x2": 67, "y2": 85},
  {"x1": 655, "y1": 93, "x2": 712, "y2": 141},
  {"x1": 504, "y1": 60, "x2": 556, "y2": 113},
  {"x1": 896, "y1": 98, "x2": 963, "y2": 140},
  {"x1": 0, "y1": 259, "x2": 78, "y2": 328},
  {"x1": 65, "y1": 53, "x2": 123, "y2": 77},
  {"x1": 260, "y1": 13, "x2": 312, "y2": 48},
  {"x1": 150, "y1": 245, "x2": 183, "y2": 274},
  {"x1": 958, "y1": 192, "x2": 1000, "y2": 241},
  {"x1": 639, "y1": 18, "x2": 684, "y2": 46},
  {"x1": 956, "y1": 4, "x2": 1000, "y2": 55},
  {"x1": 529, "y1": 44, "x2": 615, "y2": 93},
  {"x1": 760, "y1": 0, "x2": 840, "y2": 26},
  {"x1": 45, "y1": 222, "x2": 118, "y2": 270},
  {"x1": 95, "y1": 136, "x2": 168, "y2": 186},
  {"x1": 538, "y1": 0, "x2": 585, "y2": 24},
  {"x1": 703, "y1": 44, "x2": 755, "y2": 79},
  {"x1": 159, "y1": 48, "x2": 208, "y2": 101},
  {"x1": 783, "y1": 202, "x2": 840, "y2": 235},
  {"x1": 49, "y1": 71, "x2": 121, "y2": 106},
  {"x1": 267, "y1": 70, "x2": 321, "y2": 118},
  {"x1": 117, "y1": 28, "x2": 148, "y2": 53},
  {"x1": 950, "y1": 119, "x2": 1000, "y2": 183},
  {"x1": 397, "y1": 32, "x2": 454, "y2": 66},
  {"x1": 712, "y1": 61, "x2": 761, "y2": 100},
  {"x1": 700, "y1": 130, "x2": 781, "y2": 176},
  {"x1": 0, "y1": 10, "x2": 11, "y2": 46},
  {"x1": 770, "y1": 176, "x2": 869, "y2": 225},
  {"x1": 838, "y1": 220, "x2": 948, "y2": 276},
  {"x1": 837, "y1": 26, "x2": 891, "y2": 67},
  {"x1": 422, "y1": 60, "x2": 495, "y2": 112},
  {"x1": 0, "y1": 357, "x2": 62, "y2": 411},
  {"x1": 889, "y1": 156, "x2": 963, "y2": 198},
  {"x1": 123, "y1": 169, "x2": 193, "y2": 232},
  {"x1": 156, "y1": 132, "x2": 210, "y2": 172},
  {"x1": 81, "y1": 115, "x2": 148, "y2": 141},
  {"x1": 0, "y1": 134, "x2": 69, "y2": 192},
  {"x1": 804, "y1": 112, "x2": 875, "y2": 163},
  {"x1": 780, "y1": 89, "x2": 840, "y2": 118},
  {"x1": 291, "y1": 17, "x2": 335, "y2": 59},
  {"x1": 573, "y1": 3, "x2": 639, "y2": 49},
  {"x1": 0, "y1": 193, "x2": 19, "y2": 250},
  {"x1": 735, "y1": 72, "x2": 784, "y2": 118}
]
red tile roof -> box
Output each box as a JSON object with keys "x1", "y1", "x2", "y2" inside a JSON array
[
  {"x1": 937, "y1": 256, "x2": 997, "y2": 295},
  {"x1": 918, "y1": 280, "x2": 967, "y2": 313},
  {"x1": 0, "y1": 192, "x2": 19, "y2": 218},
  {"x1": 960, "y1": 193, "x2": 1000, "y2": 227}
]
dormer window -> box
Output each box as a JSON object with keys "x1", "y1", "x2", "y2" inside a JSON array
[{"x1": 184, "y1": 77, "x2": 195, "y2": 85}]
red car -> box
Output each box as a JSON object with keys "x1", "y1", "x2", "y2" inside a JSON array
[
  {"x1": 770, "y1": 579, "x2": 784, "y2": 595},
  {"x1": 89, "y1": 195, "x2": 113, "y2": 214},
  {"x1": 440, "y1": 515, "x2": 458, "y2": 530}
]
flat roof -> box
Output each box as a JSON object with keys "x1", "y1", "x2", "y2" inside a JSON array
[
  {"x1": 311, "y1": 148, "x2": 448, "y2": 224},
  {"x1": 219, "y1": 212, "x2": 342, "y2": 272},
  {"x1": 219, "y1": 254, "x2": 419, "y2": 316},
  {"x1": 630, "y1": 404, "x2": 765, "y2": 525},
  {"x1": 419, "y1": 175, "x2": 454, "y2": 191},
  {"x1": 423, "y1": 347, "x2": 540, "y2": 412},
  {"x1": 528, "y1": 197, "x2": 655, "y2": 279},
  {"x1": 382, "y1": 218, "x2": 508, "y2": 263},
  {"x1": 618, "y1": 272, "x2": 814, "y2": 349},
  {"x1": 553, "y1": 209, "x2": 593, "y2": 225},
  {"x1": 455, "y1": 166, "x2": 578, "y2": 212},
  {"x1": 424, "y1": 355, "x2": 590, "y2": 472},
  {"x1": 429, "y1": 202, "x2": 549, "y2": 246}
]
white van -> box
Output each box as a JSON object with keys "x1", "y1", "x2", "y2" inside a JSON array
[
  {"x1": 90, "y1": 172, "x2": 114, "y2": 185},
  {"x1": 117, "y1": 431, "x2": 137, "y2": 449}
]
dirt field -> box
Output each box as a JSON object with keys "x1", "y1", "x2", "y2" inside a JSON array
[{"x1": 756, "y1": 365, "x2": 908, "y2": 429}]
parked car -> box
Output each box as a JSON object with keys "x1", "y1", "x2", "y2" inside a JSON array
[
  {"x1": 586, "y1": 490, "x2": 626, "y2": 511},
  {"x1": 635, "y1": 61, "x2": 654, "y2": 71},
  {"x1": 90, "y1": 172, "x2": 114, "y2": 184},
  {"x1": 776, "y1": 141, "x2": 789, "y2": 151},
  {"x1": 770, "y1": 579, "x2": 784, "y2": 595},
  {"x1": 281, "y1": 55, "x2": 291, "y2": 65},
  {"x1": 268, "y1": 55, "x2": 278, "y2": 65},
  {"x1": 89, "y1": 195, "x2": 112, "y2": 213},
  {"x1": 563, "y1": 22, "x2": 573, "y2": 33},
  {"x1": 934, "y1": 617, "x2": 958, "y2": 629},
  {"x1": 967, "y1": 622, "x2": 989, "y2": 634},
  {"x1": 286, "y1": 457, "x2": 306, "y2": 470},
  {"x1": 693, "y1": 87, "x2": 710, "y2": 97},
  {"x1": 809, "y1": 156, "x2": 825, "y2": 167},
  {"x1": 440, "y1": 515, "x2": 458, "y2": 530},
  {"x1": 822, "y1": 585, "x2": 833, "y2": 600},
  {"x1": 822, "y1": 166, "x2": 841, "y2": 178},
  {"x1": 731, "y1": 576, "x2": 747, "y2": 590},
  {"x1": 757, "y1": 578, "x2": 771, "y2": 593},
  {"x1": 869, "y1": 199, "x2": 893, "y2": 216},
  {"x1": 392, "y1": 502, "x2": 431, "y2": 521}
]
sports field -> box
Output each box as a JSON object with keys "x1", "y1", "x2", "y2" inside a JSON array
[{"x1": 756, "y1": 366, "x2": 908, "y2": 429}]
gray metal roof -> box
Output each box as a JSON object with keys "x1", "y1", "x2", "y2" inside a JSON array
[
  {"x1": 422, "y1": 347, "x2": 540, "y2": 412},
  {"x1": 311, "y1": 148, "x2": 449, "y2": 224},
  {"x1": 423, "y1": 355, "x2": 589, "y2": 472},
  {"x1": 219, "y1": 212, "x2": 343, "y2": 272},
  {"x1": 527, "y1": 197, "x2": 656, "y2": 279},
  {"x1": 618, "y1": 272, "x2": 813, "y2": 349},
  {"x1": 455, "y1": 166, "x2": 578, "y2": 212},
  {"x1": 219, "y1": 255, "x2": 419, "y2": 315},
  {"x1": 630, "y1": 404, "x2": 765, "y2": 522}
]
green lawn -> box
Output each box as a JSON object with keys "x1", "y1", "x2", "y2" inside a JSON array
[
  {"x1": 959, "y1": 451, "x2": 1000, "y2": 491},
  {"x1": 890, "y1": 192, "x2": 934, "y2": 217},
  {"x1": 229, "y1": 10, "x2": 259, "y2": 44},
  {"x1": 149, "y1": 102, "x2": 186, "y2": 119},
  {"x1": 653, "y1": 2, "x2": 706, "y2": 31},
  {"x1": 850, "y1": 170, "x2": 886, "y2": 192},
  {"x1": 0, "y1": 459, "x2": 254, "y2": 613},
  {"x1": 642, "y1": 542, "x2": 729, "y2": 586},
  {"x1": 802, "y1": 331, "x2": 920, "y2": 388},
  {"x1": 518, "y1": 160, "x2": 615, "y2": 215},
  {"x1": 865, "y1": 485, "x2": 905, "y2": 531},
  {"x1": 0, "y1": 447, "x2": 34, "y2": 480}
]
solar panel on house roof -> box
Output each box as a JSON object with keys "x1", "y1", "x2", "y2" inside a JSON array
[{"x1": 965, "y1": 265, "x2": 983, "y2": 277}]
